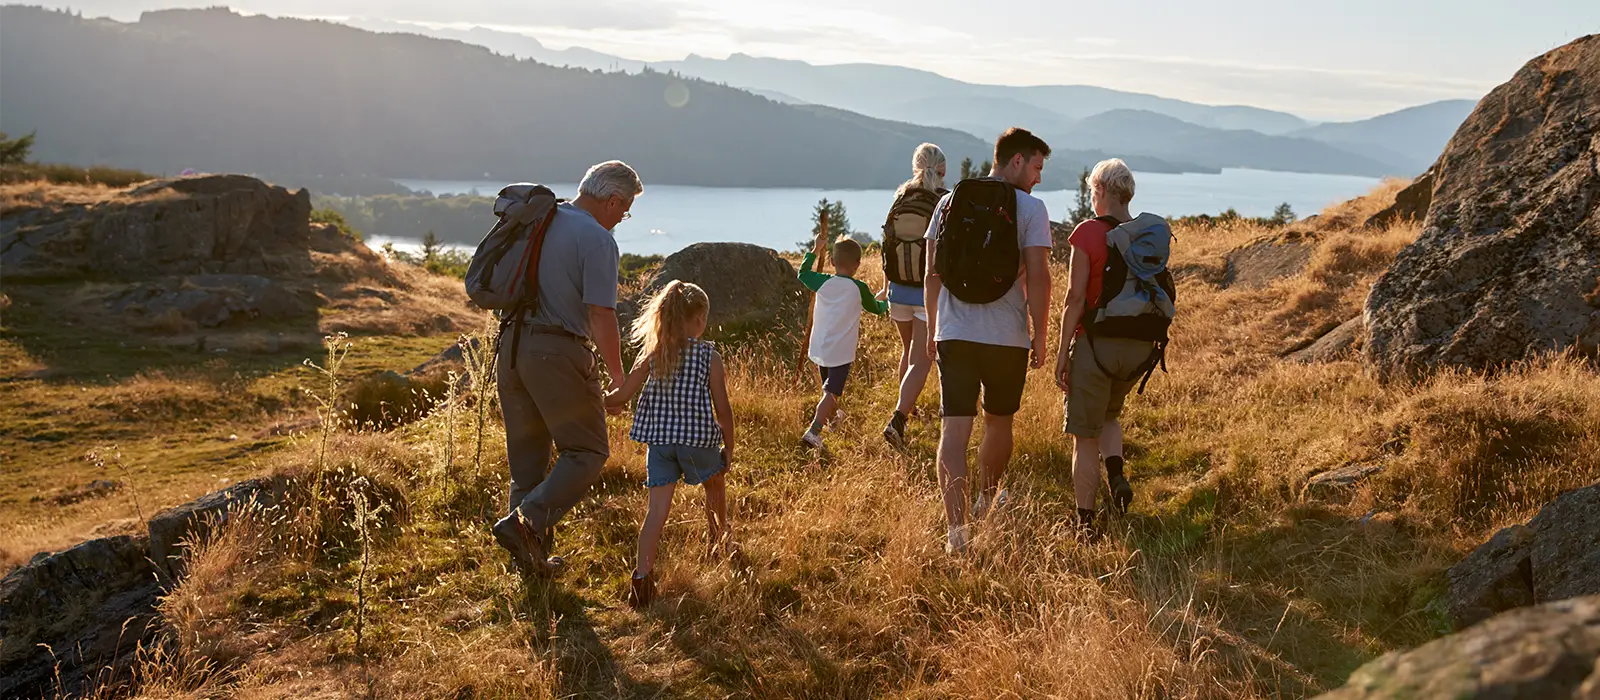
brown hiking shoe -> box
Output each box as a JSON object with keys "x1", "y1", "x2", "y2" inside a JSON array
[
  {"x1": 492, "y1": 512, "x2": 553, "y2": 578},
  {"x1": 628, "y1": 571, "x2": 657, "y2": 608}
]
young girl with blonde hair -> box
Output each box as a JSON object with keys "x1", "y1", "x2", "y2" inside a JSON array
[{"x1": 606, "y1": 280, "x2": 735, "y2": 607}]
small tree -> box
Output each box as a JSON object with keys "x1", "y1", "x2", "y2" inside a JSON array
[
  {"x1": 797, "y1": 198, "x2": 851, "y2": 252},
  {"x1": 421, "y1": 230, "x2": 441, "y2": 264},
  {"x1": 0, "y1": 131, "x2": 36, "y2": 166},
  {"x1": 979, "y1": 160, "x2": 993, "y2": 177},
  {"x1": 1270, "y1": 202, "x2": 1297, "y2": 226},
  {"x1": 1071, "y1": 167, "x2": 1094, "y2": 225},
  {"x1": 959, "y1": 157, "x2": 975, "y2": 181}
]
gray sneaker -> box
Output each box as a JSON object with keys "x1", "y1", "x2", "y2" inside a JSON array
[
  {"x1": 801, "y1": 430, "x2": 824, "y2": 450},
  {"x1": 493, "y1": 512, "x2": 553, "y2": 578}
]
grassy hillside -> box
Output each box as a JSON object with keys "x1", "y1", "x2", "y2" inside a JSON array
[{"x1": 9, "y1": 183, "x2": 1600, "y2": 698}]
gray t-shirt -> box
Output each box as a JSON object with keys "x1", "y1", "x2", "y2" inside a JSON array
[
  {"x1": 924, "y1": 185, "x2": 1052, "y2": 349},
  {"x1": 528, "y1": 203, "x2": 620, "y2": 338}
]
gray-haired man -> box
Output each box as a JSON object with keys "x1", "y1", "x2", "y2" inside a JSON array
[{"x1": 493, "y1": 160, "x2": 639, "y2": 576}]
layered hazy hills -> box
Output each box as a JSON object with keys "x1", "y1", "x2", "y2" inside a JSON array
[
  {"x1": 1289, "y1": 99, "x2": 1478, "y2": 175},
  {"x1": 0, "y1": 7, "x2": 1176, "y2": 191},
  {"x1": 349, "y1": 19, "x2": 1478, "y2": 179}
]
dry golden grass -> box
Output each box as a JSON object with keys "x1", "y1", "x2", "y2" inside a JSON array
[{"x1": 43, "y1": 182, "x2": 1600, "y2": 698}]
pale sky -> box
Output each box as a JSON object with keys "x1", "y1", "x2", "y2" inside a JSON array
[{"x1": 45, "y1": 0, "x2": 1600, "y2": 120}]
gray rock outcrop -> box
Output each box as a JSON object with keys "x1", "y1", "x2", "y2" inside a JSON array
[
  {"x1": 2, "y1": 174, "x2": 313, "y2": 281},
  {"x1": 1364, "y1": 35, "x2": 1600, "y2": 378},
  {"x1": 1285, "y1": 316, "x2": 1365, "y2": 363},
  {"x1": 1364, "y1": 167, "x2": 1434, "y2": 229},
  {"x1": 1448, "y1": 482, "x2": 1600, "y2": 629},
  {"x1": 0, "y1": 476, "x2": 287, "y2": 697},
  {"x1": 1315, "y1": 595, "x2": 1600, "y2": 700},
  {"x1": 1222, "y1": 231, "x2": 1317, "y2": 290}
]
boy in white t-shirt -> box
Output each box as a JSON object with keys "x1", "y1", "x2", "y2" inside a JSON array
[{"x1": 799, "y1": 236, "x2": 888, "y2": 449}]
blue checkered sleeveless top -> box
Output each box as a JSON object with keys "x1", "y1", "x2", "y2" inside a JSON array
[{"x1": 629, "y1": 339, "x2": 722, "y2": 449}]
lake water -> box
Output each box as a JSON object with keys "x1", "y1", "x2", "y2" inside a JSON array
[{"x1": 383, "y1": 169, "x2": 1382, "y2": 256}]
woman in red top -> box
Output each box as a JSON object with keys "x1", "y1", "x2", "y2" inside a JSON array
[{"x1": 1053, "y1": 158, "x2": 1151, "y2": 537}]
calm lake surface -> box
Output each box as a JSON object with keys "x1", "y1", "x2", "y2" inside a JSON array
[{"x1": 384, "y1": 169, "x2": 1383, "y2": 256}]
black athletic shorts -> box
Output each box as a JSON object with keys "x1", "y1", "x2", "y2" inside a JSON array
[
  {"x1": 936, "y1": 339, "x2": 1029, "y2": 417},
  {"x1": 818, "y1": 363, "x2": 852, "y2": 397}
]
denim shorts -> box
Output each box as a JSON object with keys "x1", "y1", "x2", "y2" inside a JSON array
[{"x1": 645, "y1": 444, "x2": 726, "y2": 487}]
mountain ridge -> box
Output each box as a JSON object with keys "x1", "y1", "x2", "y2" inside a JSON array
[{"x1": 0, "y1": 6, "x2": 1191, "y2": 193}]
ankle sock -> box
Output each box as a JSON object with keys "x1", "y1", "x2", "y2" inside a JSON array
[
  {"x1": 1077, "y1": 508, "x2": 1097, "y2": 528},
  {"x1": 808, "y1": 417, "x2": 824, "y2": 434},
  {"x1": 1105, "y1": 455, "x2": 1125, "y2": 481},
  {"x1": 890, "y1": 411, "x2": 907, "y2": 431}
]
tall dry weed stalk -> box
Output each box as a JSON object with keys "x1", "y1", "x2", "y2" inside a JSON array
[
  {"x1": 303, "y1": 332, "x2": 353, "y2": 526},
  {"x1": 85, "y1": 446, "x2": 143, "y2": 522},
  {"x1": 347, "y1": 476, "x2": 387, "y2": 657},
  {"x1": 462, "y1": 323, "x2": 499, "y2": 479}
]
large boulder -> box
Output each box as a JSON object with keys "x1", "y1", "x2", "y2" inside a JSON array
[
  {"x1": 1315, "y1": 595, "x2": 1600, "y2": 700},
  {"x1": 625, "y1": 242, "x2": 807, "y2": 336},
  {"x1": 1364, "y1": 35, "x2": 1600, "y2": 379},
  {"x1": 2, "y1": 174, "x2": 314, "y2": 281},
  {"x1": 1447, "y1": 482, "x2": 1600, "y2": 628}
]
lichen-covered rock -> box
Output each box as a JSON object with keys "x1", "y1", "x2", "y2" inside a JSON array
[
  {"x1": 1316, "y1": 595, "x2": 1600, "y2": 700},
  {"x1": 1364, "y1": 35, "x2": 1600, "y2": 379},
  {"x1": 1447, "y1": 482, "x2": 1600, "y2": 629},
  {"x1": 0, "y1": 535, "x2": 160, "y2": 698}
]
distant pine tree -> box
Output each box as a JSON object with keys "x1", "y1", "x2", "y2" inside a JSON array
[
  {"x1": 959, "y1": 157, "x2": 975, "y2": 181},
  {"x1": 1271, "y1": 202, "x2": 1297, "y2": 226},
  {"x1": 797, "y1": 198, "x2": 851, "y2": 253},
  {"x1": 0, "y1": 131, "x2": 35, "y2": 166},
  {"x1": 1071, "y1": 167, "x2": 1094, "y2": 225}
]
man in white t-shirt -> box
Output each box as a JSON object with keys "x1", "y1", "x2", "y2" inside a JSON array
[{"x1": 923, "y1": 127, "x2": 1054, "y2": 554}]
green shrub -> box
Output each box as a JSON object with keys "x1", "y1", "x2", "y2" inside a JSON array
[{"x1": 311, "y1": 207, "x2": 362, "y2": 242}]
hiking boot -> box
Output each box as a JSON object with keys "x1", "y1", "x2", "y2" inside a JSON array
[
  {"x1": 1076, "y1": 508, "x2": 1102, "y2": 543},
  {"x1": 628, "y1": 571, "x2": 657, "y2": 608},
  {"x1": 492, "y1": 512, "x2": 553, "y2": 578},
  {"x1": 801, "y1": 430, "x2": 824, "y2": 450},
  {"x1": 1109, "y1": 474, "x2": 1134, "y2": 515},
  {"x1": 882, "y1": 412, "x2": 908, "y2": 451}
]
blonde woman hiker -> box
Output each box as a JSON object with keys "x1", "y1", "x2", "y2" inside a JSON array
[
  {"x1": 606, "y1": 281, "x2": 735, "y2": 608},
  {"x1": 881, "y1": 143, "x2": 947, "y2": 450},
  {"x1": 1053, "y1": 158, "x2": 1176, "y2": 540}
]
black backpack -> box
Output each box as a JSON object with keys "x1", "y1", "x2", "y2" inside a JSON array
[
  {"x1": 881, "y1": 187, "x2": 942, "y2": 287},
  {"x1": 933, "y1": 179, "x2": 1019, "y2": 304}
]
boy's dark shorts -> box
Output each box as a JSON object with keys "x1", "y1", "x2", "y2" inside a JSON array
[
  {"x1": 818, "y1": 363, "x2": 852, "y2": 397},
  {"x1": 936, "y1": 339, "x2": 1029, "y2": 417}
]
